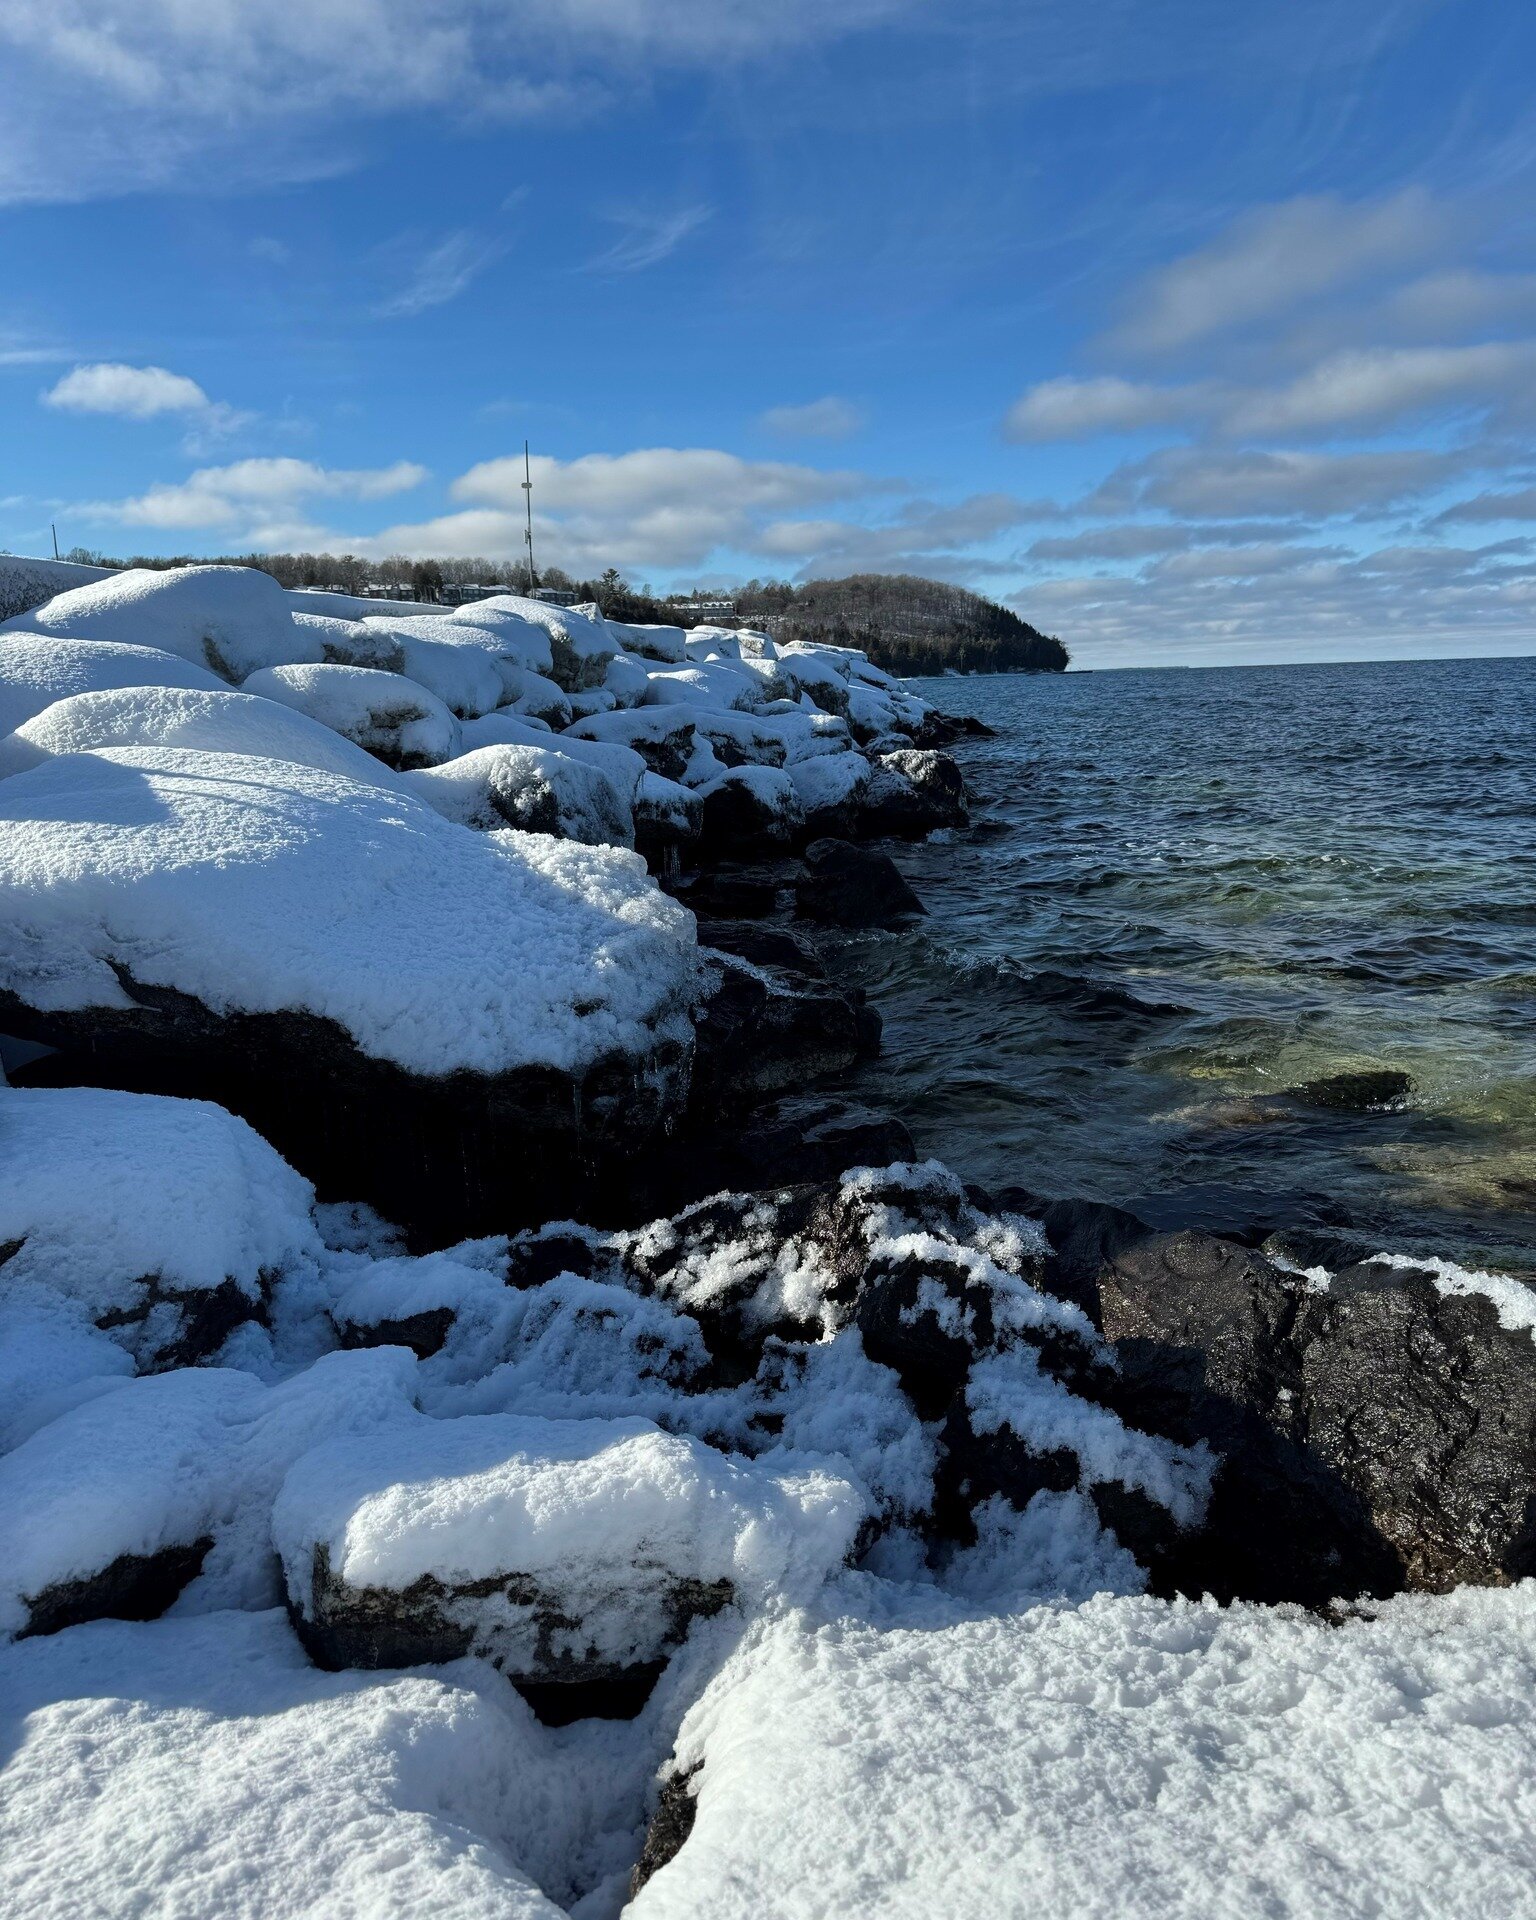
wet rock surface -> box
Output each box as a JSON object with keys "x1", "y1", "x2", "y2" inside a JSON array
[
  {"x1": 795, "y1": 838, "x2": 925, "y2": 930},
  {"x1": 21, "y1": 1539, "x2": 213, "y2": 1640}
]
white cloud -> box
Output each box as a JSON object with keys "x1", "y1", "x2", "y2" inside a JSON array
[
  {"x1": 1435, "y1": 487, "x2": 1536, "y2": 526},
  {"x1": 586, "y1": 205, "x2": 712, "y2": 273},
  {"x1": 96, "y1": 457, "x2": 428, "y2": 531},
  {"x1": 375, "y1": 231, "x2": 503, "y2": 318},
  {"x1": 43, "y1": 362, "x2": 210, "y2": 419},
  {"x1": 1108, "y1": 189, "x2": 1444, "y2": 355},
  {"x1": 1005, "y1": 375, "x2": 1206, "y2": 441},
  {"x1": 1080, "y1": 444, "x2": 1467, "y2": 521},
  {"x1": 1227, "y1": 342, "x2": 1536, "y2": 435},
  {"x1": 761, "y1": 396, "x2": 866, "y2": 439}
]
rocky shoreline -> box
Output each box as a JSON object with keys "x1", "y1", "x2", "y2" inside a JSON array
[{"x1": 1, "y1": 561, "x2": 1533, "y2": 1917}]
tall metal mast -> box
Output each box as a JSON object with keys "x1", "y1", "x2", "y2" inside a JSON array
[{"x1": 521, "y1": 441, "x2": 538, "y2": 592}]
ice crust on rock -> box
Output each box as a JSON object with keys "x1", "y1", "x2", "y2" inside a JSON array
[
  {"x1": 2, "y1": 566, "x2": 318, "y2": 683},
  {"x1": 0, "y1": 634, "x2": 226, "y2": 738},
  {"x1": 0, "y1": 745, "x2": 695, "y2": 1077}
]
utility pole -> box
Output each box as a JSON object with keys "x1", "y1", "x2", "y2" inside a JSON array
[
  {"x1": 51, "y1": 523, "x2": 59, "y2": 560},
  {"x1": 521, "y1": 441, "x2": 538, "y2": 593}
]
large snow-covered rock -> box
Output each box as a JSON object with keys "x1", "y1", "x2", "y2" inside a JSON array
[
  {"x1": 0, "y1": 686, "x2": 400, "y2": 786},
  {"x1": 244, "y1": 661, "x2": 461, "y2": 769},
  {"x1": 453, "y1": 597, "x2": 616, "y2": 692},
  {"x1": 0, "y1": 746, "x2": 697, "y2": 1237},
  {"x1": 0, "y1": 1608, "x2": 575, "y2": 1918},
  {"x1": 277, "y1": 1411, "x2": 862, "y2": 1712},
  {"x1": 0, "y1": 1350, "x2": 416, "y2": 1639},
  {"x1": 357, "y1": 616, "x2": 509, "y2": 719},
  {"x1": 2, "y1": 566, "x2": 317, "y2": 683},
  {"x1": 404, "y1": 744, "x2": 635, "y2": 847},
  {"x1": 0, "y1": 1084, "x2": 318, "y2": 1372},
  {"x1": 630, "y1": 1580, "x2": 1536, "y2": 1919},
  {"x1": 0, "y1": 553, "x2": 115, "y2": 623},
  {"x1": 0, "y1": 635, "x2": 225, "y2": 738},
  {"x1": 605, "y1": 620, "x2": 687, "y2": 665}
]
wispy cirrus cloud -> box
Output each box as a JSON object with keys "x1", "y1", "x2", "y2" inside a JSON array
[
  {"x1": 585, "y1": 204, "x2": 712, "y2": 274},
  {"x1": 374, "y1": 230, "x2": 504, "y2": 318},
  {"x1": 761, "y1": 396, "x2": 867, "y2": 440}
]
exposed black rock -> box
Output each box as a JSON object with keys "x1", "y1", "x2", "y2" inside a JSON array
[
  {"x1": 334, "y1": 1304, "x2": 457, "y2": 1360},
  {"x1": 723, "y1": 1097, "x2": 915, "y2": 1190},
  {"x1": 291, "y1": 1542, "x2": 734, "y2": 1725},
  {"x1": 3, "y1": 974, "x2": 690, "y2": 1250},
  {"x1": 21, "y1": 1538, "x2": 214, "y2": 1639},
  {"x1": 89, "y1": 1271, "x2": 260, "y2": 1371},
  {"x1": 794, "y1": 838, "x2": 925, "y2": 930},
  {"x1": 1285, "y1": 1068, "x2": 1415, "y2": 1112},
  {"x1": 689, "y1": 951, "x2": 865, "y2": 1117},
  {"x1": 698, "y1": 773, "x2": 801, "y2": 855},
  {"x1": 912, "y1": 710, "x2": 995, "y2": 746},
  {"x1": 669, "y1": 867, "x2": 787, "y2": 920},
  {"x1": 1073, "y1": 1228, "x2": 1536, "y2": 1603},
  {"x1": 858, "y1": 749, "x2": 967, "y2": 838},
  {"x1": 694, "y1": 918, "x2": 828, "y2": 979},
  {"x1": 630, "y1": 1766, "x2": 702, "y2": 1897}
]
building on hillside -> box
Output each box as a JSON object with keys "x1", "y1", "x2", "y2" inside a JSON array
[{"x1": 530, "y1": 586, "x2": 579, "y2": 607}]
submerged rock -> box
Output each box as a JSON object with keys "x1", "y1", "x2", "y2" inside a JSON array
[{"x1": 1285, "y1": 1068, "x2": 1414, "y2": 1112}]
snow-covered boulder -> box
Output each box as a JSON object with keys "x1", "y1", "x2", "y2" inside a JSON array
[
  {"x1": 2, "y1": 566, "x2": 317, "y2": 683},
  {"x1": 0, "y1": 747, "x2": 697, "y2": 1237},
  {"x1": 454, "y1": 597, "x2": 617, "y2": 692},
  {"x1": 644, "y1": 664, "x2": 763, "y2": 714},
  {"x1": 605, "y1": 620, "x2": 687, "y2": 665},
  {"x1": 404, "y1": 744, "x2": 635, "y2": 847},
  {"x1": 244, "y1": 661, "x2": 461, "y2": 768},
  {"x1": 0, "y1": 1349, "x2": 415, "y2": 1639},
  {"x1": 603, "y1": 651, "x2": 651, "y2": 710},
  {"x1": 633, "y1": 772, "x2": 703, "y2": 869},
  {"x1": 445, "y1": 597, "x2": 558, "y2": 676},
  {"x1": 0, "y1": 635, "x2": 224, "y2": 738},
  {"x1": 787, "y1": 750, "x2": 873, "y2": 840},
  {"x1": 697, "y1": 766, "x2": 805, "y2": 852},
  {"x1": 0, "y1": 1607, "x2": 578, "y2": 1917},
  {"x1": 0, "y1": 553, "x2": 115, "y2": 623},
  {"x1": 291, "y1": 609, "x2": 406, "y2": 672},
  {"x1": 0, "y1": 686, "x2": 400, "y2": 786},
  {"x1": 0, "y1": 1084, "x2": 318, "y2": 1372},
  {"x1": 499, "y1": 666, "x2": 572, "y2": 729},
  {"x1": 464, "y1": 711, "x2": 646, "y2": 808},
  {"x1": 860, "y1": 747, "x2": 967, "y2": 836},
  {"x1": 567, "y1": 708, "x2": 697, "y2": 782},
  {"x1": 358, "y1": 616, "x2": 508, "y2": 719},
  {"x1": 276, "y1": 1411, "x2": 862, "y2": 1710}
]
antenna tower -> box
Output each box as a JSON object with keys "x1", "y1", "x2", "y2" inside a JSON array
[{"x1": 521, "y1": 441, "x2": 538, "y2": 592}]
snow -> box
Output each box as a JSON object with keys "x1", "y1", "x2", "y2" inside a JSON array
[
  {"x1": 632, "y1": 1575, "x2": 1536, "y2": 1920},
  {"x1": 276, "y1": 1410, "x2": 865, "y2": 1620},
  {"x1": 787, "y1": 747, "x2": 872, "y2": 815},
  {"x1": 463, "y1": 712, "x2": 647, "y2": 805},
  {"x1": 243, "y1": 661, "x2": 461, "y2": 767},
  {"x1": 358, "y1": 616, "x2": 510, "y2": 719},
  {"x1": 642, "y1": 664, "x2": 761, "y2": 713},
  {"x1": 444, "y1": 598, "x2": 558, "y2": 675},
  {"x1": 0, "y1": 635, "x2": 225, "y2": 738},
  {"x1": 2, "y1": 566, "x2": 318, "y2": 683},
  {"x1": 0, "y1": 1083, "x2": 319, "y2": 1330},
  {"x1": 0, "y1": 553, "x2": 115, "y2": 623},
  {"x1": 0, "y1": 1608, "x2": 569, "y2": 1919},
  {"x1": 604, "y1": 621, "x2": 687, "y2": 665},
  {"x1": 0, "y1": 745, "x2": 696, "y2": 1076},
  {"x1": 451, "y1": 598, "x2": 614, "y2": 690},
  {"x1": 0, "y1": 685, "x2": 401, "y2": 786}
]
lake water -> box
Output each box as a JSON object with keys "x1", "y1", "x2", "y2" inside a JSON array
[{"x1": 840, "y1": 655, "x2": 1536, "y2": 1277}]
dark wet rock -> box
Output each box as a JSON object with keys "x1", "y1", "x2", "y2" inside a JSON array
[
  {"x1": 856, "y1": 1252, "x2": 984, "y2": 1420},
  {"x1": 794, "y1": 838, "x2": 925, "y2": 930},
  {"x1": 695, "y1": 918, "x2": 828, "y2": 979},
  {"x1": 291, "y1": 1542, "x2": 733, "y2": 1724},
  {"x1": 1294, "y1": 1263, "x2": 1536, "y2": 1590},
  {"x1": 1031, "y1": 1195, "x2": 1156, "y2": 1323},
  {"x1": 4, "y1": 976, "x2": 690, "y2": 1250},
  {"x1": 1286, "y1": 1068, "x2": 1414, "y2": 1112},
  {"x1": 505, "y1": 1226, "x2": 605, "y2": 1290},
  {"x1": 698, "y1": 770, "x2": 803, "y2": 855},
  {"x1": 93, "y1": 1272, "x2": 260, "y2": 1372},
  {"x1": 725, "y1": 1097, "x2": 915, "y2": 1191},
  {"x1": 334, "y1": 1305, "x2": 457, "y2": 1361},
  {"x1": 633, "y1": 776, "x2": 702, "y2": 870},
  {"x1": 669, "y1": 867, "x2": 788, "y2": 920},
  {"x1": 912, "y1": 710, "x2": 994, "y2": 746},
  {"x1": 1077, "y1": 1228, "x2": 1536, "y2": 1603},
  {"x1": 689, "y1": 951, "x2": 865, "y2": 1116},
  {"x1": 858, "y1": 749, "x2": 967, "y2": 838},
  {"x1": 1262, "y1": 1226, "x2": 1382, "y2": 1275},
  {"x1": 21, "y1": 1538, "x2": 213, "y2": 1639},
  {"x1": 630, "y1": 1766, "x2": 702, "y2": 1896}
]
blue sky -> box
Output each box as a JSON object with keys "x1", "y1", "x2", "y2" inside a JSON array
[{"x1": 4, "y1": 0, "x2": 1536, "y2": 667}]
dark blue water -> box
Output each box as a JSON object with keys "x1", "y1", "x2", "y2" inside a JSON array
[{"x1": 842, "y1": 656, "x2": 1536, "y2": 1276}]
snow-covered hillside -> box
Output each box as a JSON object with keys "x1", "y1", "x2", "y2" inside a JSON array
[{"x1": 1, "y1": 560, "x2": 1534, "y2": 1920}]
